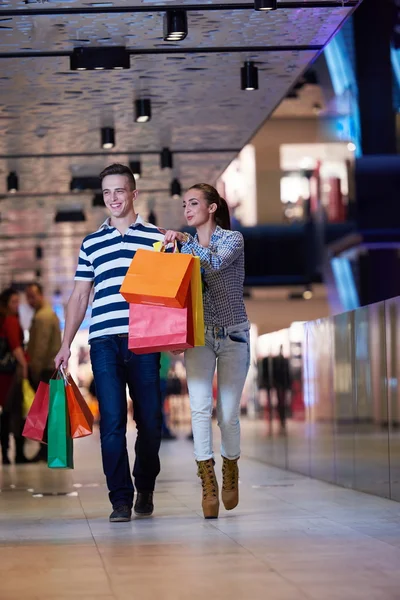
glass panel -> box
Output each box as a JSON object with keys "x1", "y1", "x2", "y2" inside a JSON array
[
  {"x1": 333, "y1": 311, "x2": 356, "y2": 489},
  {"x1": 287, "y1": 322, "x2": 313, "y2": 476},
  {"x1": 307, "y1": 318, "x2": 335, "y2": 483},
  {"x1": 386, "y1": 297, "x2": 400, "y2": 500},
  {"x1": 354, "y1": 302, "x2": 390, "y2": 498}
]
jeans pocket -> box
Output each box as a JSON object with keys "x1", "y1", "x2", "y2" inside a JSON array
[{"x1": 228, "y1": 331, "x2": 249, "y2": 344}]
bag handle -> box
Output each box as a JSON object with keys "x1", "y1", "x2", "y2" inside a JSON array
[
  {"x1": 160, "y1": 240, "x2": 178, "y2": 253},
  {"x1": 59, "y1": 364, "x2": 70, "y2": 386}
]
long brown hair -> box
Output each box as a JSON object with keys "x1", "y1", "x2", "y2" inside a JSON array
[
  {"x1": 0, "y1": 287, "x2": 18, "y2": 320},
  {"x1": 189, "y1": 183, "x2": 231, "y2": 230}
]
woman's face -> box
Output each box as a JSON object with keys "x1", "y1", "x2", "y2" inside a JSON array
[
  {"x1": 182, "y1": 189, "x2": 216, "y2": 228},
  {"x1": 7, "y1": 293, "x2": 19, "y2": 315}
]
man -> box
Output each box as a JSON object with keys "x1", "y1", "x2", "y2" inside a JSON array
[
  {"x1": 26, "y1": 282, "x2": 62, "y2": 462},
  {"x1": 272, "y1": 345, "x2": 291, "y2": 434},
  {"x1": 26, "y1": 282, "x2": 62, "y2": 388},
  {"x1": 55, "y1": 163, "x2": 165, "y2": 523}
]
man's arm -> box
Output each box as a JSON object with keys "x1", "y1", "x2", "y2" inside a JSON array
[{"x1": 54, "y1": 280, "x2": 92, "y2": 368}]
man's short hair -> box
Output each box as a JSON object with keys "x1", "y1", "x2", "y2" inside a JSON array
[
  {"x1": 26, "y1": 282, "x2": 43, "y2": 295},
  {"x1": 99, "y1": 164, "x2": 136, "y2": 191}
]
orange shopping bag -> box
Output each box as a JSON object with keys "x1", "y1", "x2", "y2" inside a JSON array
[
  {"x1": 128, "y1": 286, "x2": 194, "y2": 354},
  {"x1": 65, "y1": 373, "x2": 94, "y2": 439},
  {"x1": 120, "y1": 249, "x2": 194, "y2": 309}
]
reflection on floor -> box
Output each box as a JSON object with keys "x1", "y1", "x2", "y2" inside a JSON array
[{"x1": 2, "y1": 421, "x2": 400, "y2": 600}]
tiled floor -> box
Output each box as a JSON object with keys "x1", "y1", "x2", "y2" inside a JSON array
[{"x1": 2, "y1": 422, "x2": 400, "y2": 600}]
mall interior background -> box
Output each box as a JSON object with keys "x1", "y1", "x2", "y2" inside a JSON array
[{"x1": 1, "y1": 0, "x2": 400, "y2": 503}]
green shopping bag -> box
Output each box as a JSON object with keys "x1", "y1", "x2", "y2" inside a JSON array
[{"x1": 48, "y1": 377, "x2": 74, "y2": 469}]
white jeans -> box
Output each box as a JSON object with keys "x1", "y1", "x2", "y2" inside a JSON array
[{"x1": 184, "y1": 321, "x2": 250, "y2": 461}]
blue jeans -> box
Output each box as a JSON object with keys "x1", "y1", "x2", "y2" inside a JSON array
[
  {"x1": 89, "y1": 335, "x2": 162, "y2": 508},
  {"x1": 184, "y1": 321, "x2": 250, "y2": 461}
]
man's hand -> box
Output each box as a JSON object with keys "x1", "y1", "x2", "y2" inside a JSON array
[
  {"x1": 164, "y1": 230, "x2": 188, "y2": 245},
  {"x1": 54, "y1": 344, "x2": 71, "y2": 369}
]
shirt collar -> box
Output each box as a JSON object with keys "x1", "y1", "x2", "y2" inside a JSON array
[
  {"x1": 194, "y1": 225, "x2": 222, "y2": 243},
  {"x1": 99, "y1": 214, "x2": 146, "y2": 231}
]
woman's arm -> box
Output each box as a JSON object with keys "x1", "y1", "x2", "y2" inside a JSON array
[
  {"x1": 4, "y1": 317, "x2": 28, "y2": 379},
  {"x1": 164, "y1": 230, "x2": 244, "y2": 272}
]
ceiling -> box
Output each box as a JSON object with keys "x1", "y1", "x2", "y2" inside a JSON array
[{"x1": 0, "y1": 0, "x2": 359, "y2": 298}]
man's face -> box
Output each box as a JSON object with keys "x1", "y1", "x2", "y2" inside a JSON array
[
  {"x1": 102, "y1": 174, "x2": 138, "y2": 219},
  {"x1": 25, "y1": 285, "x2": 42, "y2": 310}
]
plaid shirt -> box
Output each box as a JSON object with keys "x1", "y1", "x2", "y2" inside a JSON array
[{"x1": 181, "y1": 226, "x2": 248, "y2": 327}]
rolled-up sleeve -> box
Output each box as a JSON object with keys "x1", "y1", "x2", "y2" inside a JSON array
[{"x1": 182, "y1": 231, "x2": 244, "y2": 272}]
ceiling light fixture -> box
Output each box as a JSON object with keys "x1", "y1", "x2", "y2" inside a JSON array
[
  {"x1": 7, "y1": 171, "x2": 18, "y2": 193},
  {"x1": 129, "y1": 160, "x2": 142, "y2": 180},
  {"x1": 170, "y1": 178, "x2": 182, "y2": 199},
  {"x1": 54, "y1": 209, "x2": 86, "y2": 223},
  {"x1": 92, "y1": 193, "x2": 104, "y2": 207},
  {"x1": 101, "y1": 127, "x2": 115, "y2": 149},
  {"x1": 70, "y1": 46, "x2": 130, "y2": 71},
  {"x1": 135, "y1": 99, "x2": 151, "y2": 123},
  {"x1": 254, "y1": 0, "x2": 277, "y2": 10},
  {"x1": 163, "y1": 10, "x2": 188, "y2": 42},
  {"x1": 241, "y1": 61, "x2": 259, "y2": 91},
  {"x1": 160, "y1": 147, "x2": 173, "y2": 169}
]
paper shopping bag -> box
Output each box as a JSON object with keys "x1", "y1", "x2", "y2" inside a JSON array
[
  {"x1": 66, "y1": 375, "x2": 94, "y2": 439},
  {"x1": 190, "y1": 257, "x2": 205, "y2": 347},
  {"x1": 128, "y1": 287, "x2": 194, "y2": 354},
  {"x1": 22, "y1": 381, "x2": 49, "y2": 442},
  {"x1": 22, "y1": 378, "x2": 36, "y2": 419},
  {"x1": 48, "y1": 378, "x2": 74, "y2": 469},
  {"x1": 120, "y1": 249, "x2": 194, "y2": 308}
]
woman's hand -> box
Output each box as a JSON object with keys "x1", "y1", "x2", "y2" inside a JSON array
[{"x1": 164, "y1": 230, "x2": 188, "y2": 245}]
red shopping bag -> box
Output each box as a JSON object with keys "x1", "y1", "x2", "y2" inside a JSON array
[
  {"x1": 129, "y1": 286, "x2": 194, "y2": 354},
  {"x1": 22, "y1": 381, "x2": 49, "y2": 442},
  {"x1": 66, "y1": 375, "x2": 94, "y2": 439}
]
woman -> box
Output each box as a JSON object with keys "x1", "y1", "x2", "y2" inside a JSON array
[
  {"x1": 0, "y1": 287, "x2": 29, "y2": 465},
  {"x1": 164, "y1": 184, "x2": 250, "y2": 519}
]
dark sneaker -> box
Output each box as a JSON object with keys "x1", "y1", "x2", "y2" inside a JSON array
[
  {"x1": 109, "y1": 505, "x2": 132, "y2": 522},
  {"x1": 134, "y1": 491, "x2": 154, "y2": 517}
]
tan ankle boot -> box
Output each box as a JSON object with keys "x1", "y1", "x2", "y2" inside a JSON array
[
  {"x1": 222, "y1": 457, "x2": 239, "y2": 510},
  {"x1": 197, "y1": 459, "x2": 219, "y2": 519}
]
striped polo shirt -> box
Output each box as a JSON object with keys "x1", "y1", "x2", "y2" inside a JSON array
[{"x1": 74, "y1": 215, "x2": 165, "y2": 340}]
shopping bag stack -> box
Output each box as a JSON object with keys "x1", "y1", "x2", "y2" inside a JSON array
[
  {"x1": 22, "y1": 367, "x2": 94, "y2": 469},
  {"x1": 120, "y1": 244, "x2": 205, "y2": 354}
]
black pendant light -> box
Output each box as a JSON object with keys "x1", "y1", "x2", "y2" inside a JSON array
[
  {"x1": 170, "y1": 178, "x2": 182, "y2": 199},
  {"x1": 241, "y1": 61, "x2": 259, "y2": 91},
  {"x1": 129, "y1": 160, "x2": 142, "y2": 180},
  {"x1": 163, "y1": 10, "x2": 188, "y2": 42},
  {"x1": 101, "y1": 127, "x2": 115, "y2": 149},
  {"x1": 254, "y1": 0, "x2": 277, "y2": 10},
  {"x1": 160, "y1": 147, "x2": 173, "y2": 169},
  {"x1": 135, "y1": 99, "x2": 151, "y2": 123},
  {"x1": 7, "y1": 171, "x2": 18, "y2": 193}
]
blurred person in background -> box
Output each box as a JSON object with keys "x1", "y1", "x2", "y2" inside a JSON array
[
  {"x1": 272, "y1": 345, "x2": 290, "y2": 435},
  {"x1": 164, "y1": 183, "x2": 250, "y2": 519},
  {"x1": 0, "y1": 287, "x2": 29, "y2": 465},
  {"x1": 25, "y1": 282, "x2": 62, "y2": 462}
]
